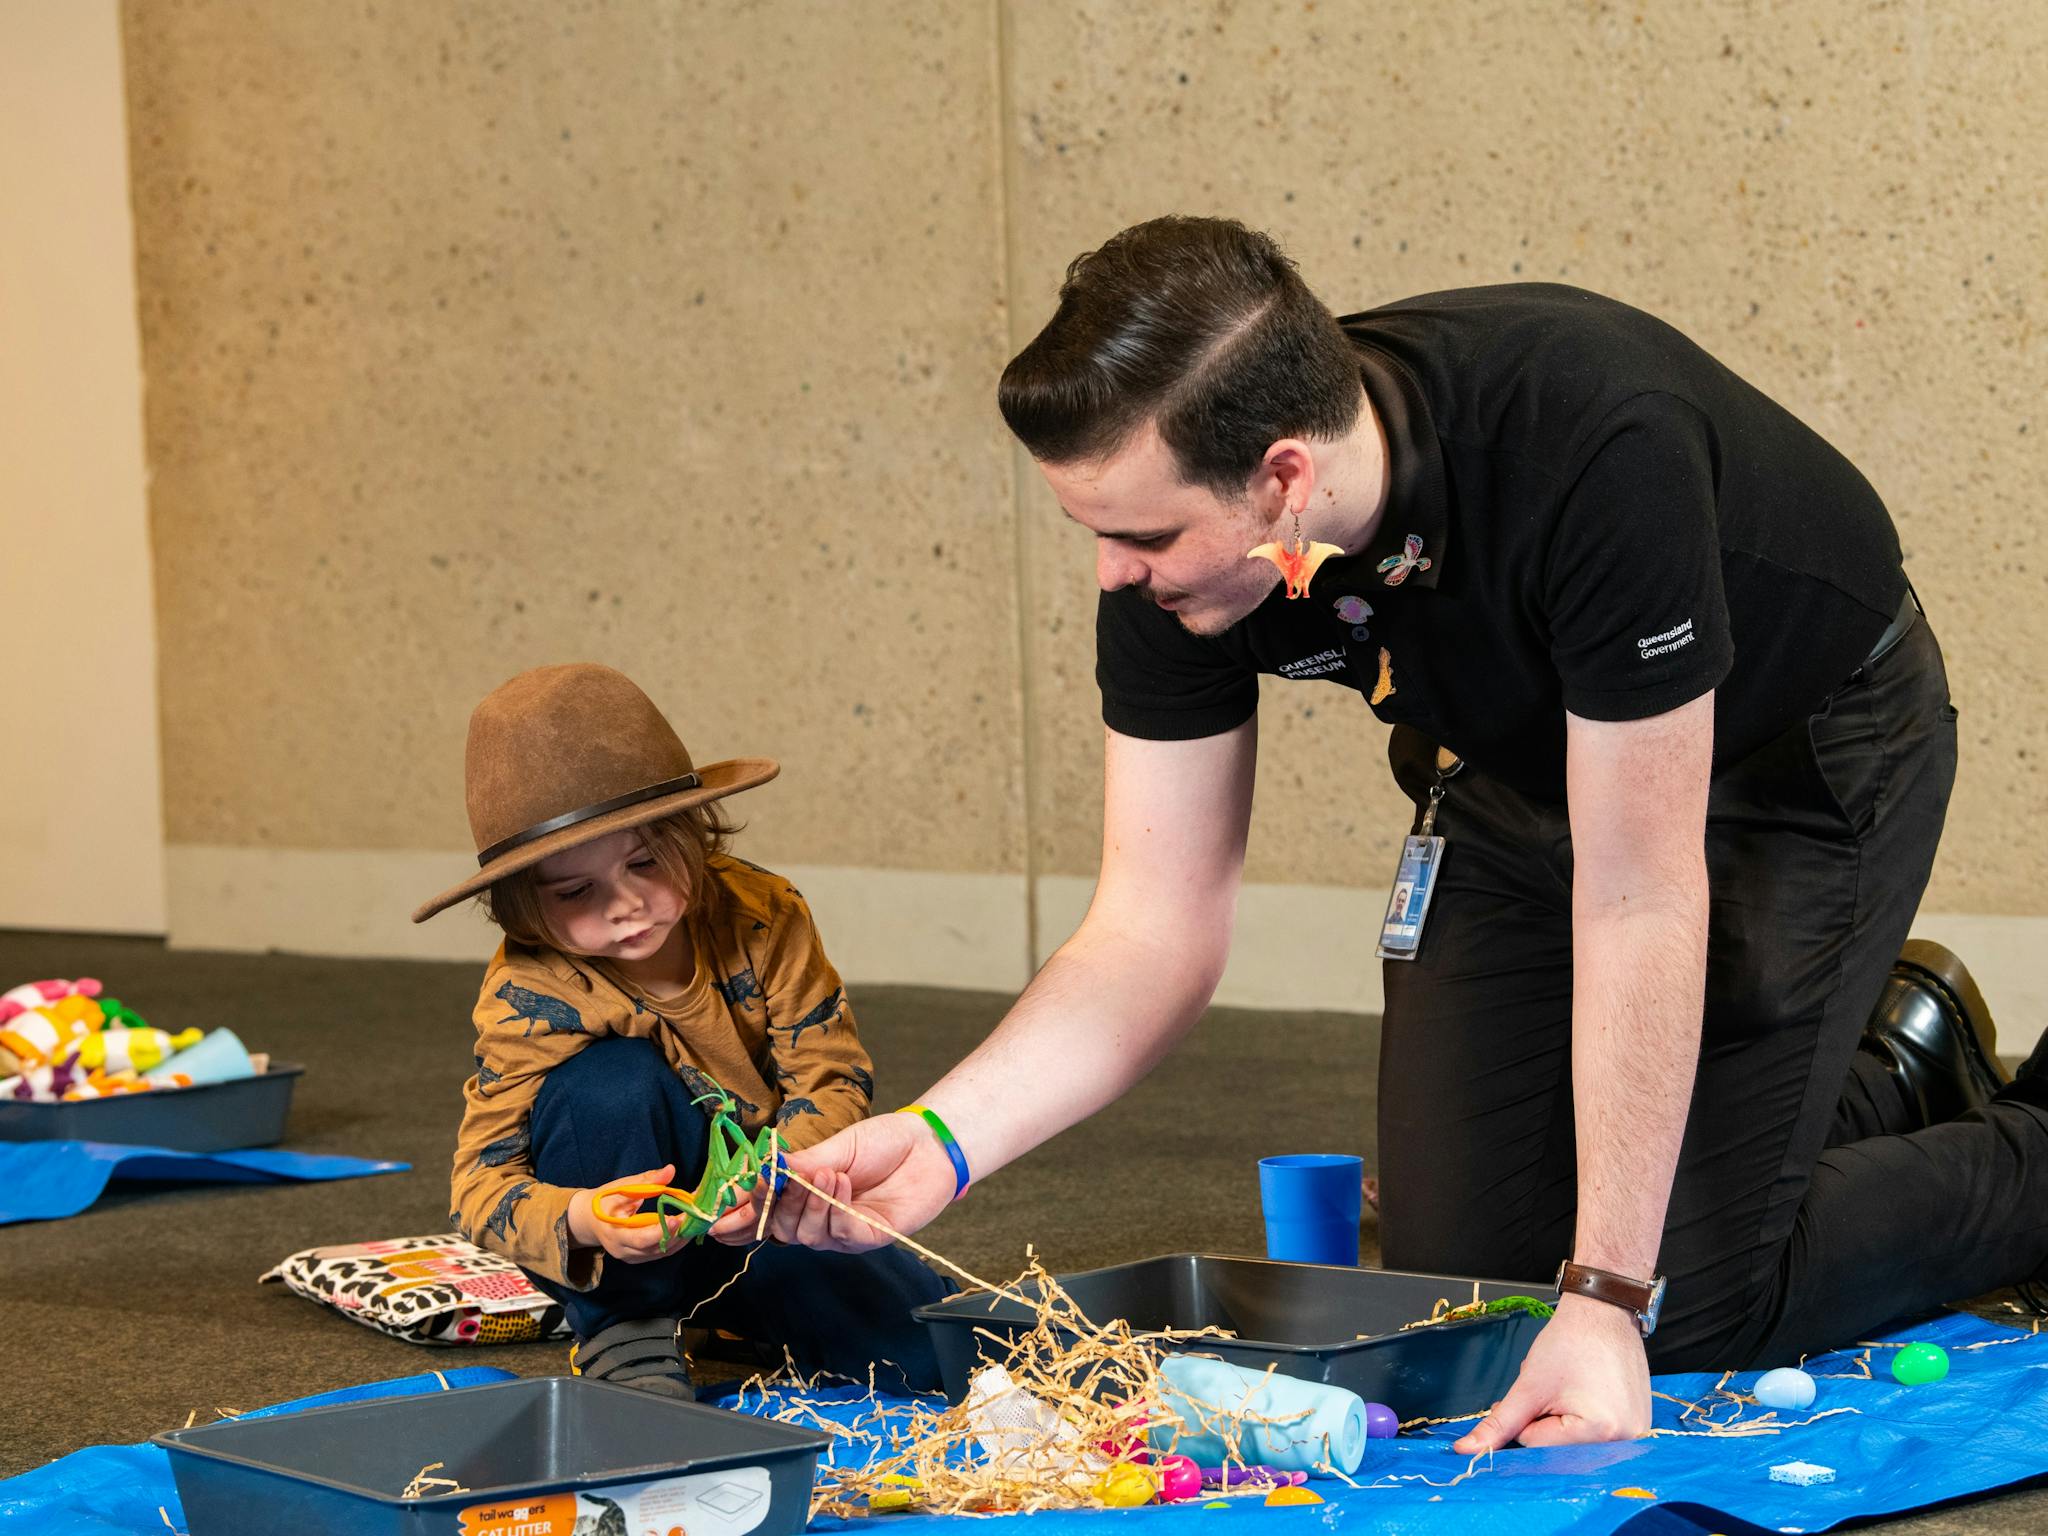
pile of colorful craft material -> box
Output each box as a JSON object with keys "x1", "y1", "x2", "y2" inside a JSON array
[
  {"x1": 0, "y1": 977, "x2": 259, "y2": 1102},
  {"x1": 742, "y1": 1253, "x2": 1381, "y2": 1520}
]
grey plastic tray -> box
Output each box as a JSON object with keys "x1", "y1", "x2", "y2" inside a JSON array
[
  {"x1": 915, "y1": 1252, "x2": 1544, "y2": 1424},
  {"x1": 155, "y1": 1376, "x2": 831, "y2": 1536},
  {"x1": 0, "y1": 1064, "x2": 301, "y2": 1151}
]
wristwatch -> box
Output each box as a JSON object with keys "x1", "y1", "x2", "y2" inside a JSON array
[{"x1": 1553, "y1": 1260, "x2": 1668, "y2": 1337}]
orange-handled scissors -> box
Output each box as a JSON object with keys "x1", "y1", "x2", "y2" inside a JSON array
[{"x1": 588, "y1": 1108, "x2": 787, "y2": 1250}]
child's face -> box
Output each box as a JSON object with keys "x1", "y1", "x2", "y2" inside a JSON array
[{"x1": 532, "y1": 829, "x2": 686, "y2": 964}]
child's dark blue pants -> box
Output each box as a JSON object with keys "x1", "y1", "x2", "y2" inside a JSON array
[{"x1": 520, "y1": 1036, "x2": 950, "y2": 1393}]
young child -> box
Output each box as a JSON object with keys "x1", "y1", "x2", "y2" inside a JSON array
[{"x1": 413, "y1": 662, "x2": 950, "y2": 1399}]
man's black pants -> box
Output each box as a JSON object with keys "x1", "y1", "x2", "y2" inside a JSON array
[{"x1": 1378, "y1": 616, "x2": 2048, "y2": 1371}]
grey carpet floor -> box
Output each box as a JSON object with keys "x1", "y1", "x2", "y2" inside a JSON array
[{"x1": 1, "y1": 931, "x2": 2041, "y2": 1534}]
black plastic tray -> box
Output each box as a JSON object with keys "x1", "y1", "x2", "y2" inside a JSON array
[
  {"x1": 155, "y1": 1376, "x2": 831, "y2": 1536},
  {"x1": 0, "y1": 1064, "x2": 302, "y2": 1151},
  {"x1": 915, "y1": 1253, "x2": 1543, "y2": 1424}
]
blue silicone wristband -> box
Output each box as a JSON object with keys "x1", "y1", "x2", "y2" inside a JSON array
[{"x1": 898, "y1": 1104, "x2": 971, "y2": 1199}]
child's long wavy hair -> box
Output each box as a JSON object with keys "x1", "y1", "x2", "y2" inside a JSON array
[{"x1": 478, "y1": 804, "x2": 741, "y2": 950}]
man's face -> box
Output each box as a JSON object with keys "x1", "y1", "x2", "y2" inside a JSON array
[{"x1": 1039, "y1": 421, "x2": 1279, "y2": 637}]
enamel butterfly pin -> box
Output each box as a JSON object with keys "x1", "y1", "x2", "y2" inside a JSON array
[{"x1": 1377, "y1": 534, "x2": 1432, "y2": 587}]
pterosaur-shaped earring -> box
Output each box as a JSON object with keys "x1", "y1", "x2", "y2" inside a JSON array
[{"x1": 1248, "y1": 507, "x2": 1345, "y2": 599}]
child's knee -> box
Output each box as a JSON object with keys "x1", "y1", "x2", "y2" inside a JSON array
[
  {"x1": 535, "y1": 1036, "x2": 670, "y2": 1114},
  {"x1": 529, "y1": 1038, "x2": 709, "y2": 1187},
  {"x1": 530, "y1": 1037, "x2": 685, "y2": 1158}
]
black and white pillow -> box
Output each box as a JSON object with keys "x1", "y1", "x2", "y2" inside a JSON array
[{"x1": 261, "y1": 1233, "x2": 569, "y2": 1345}]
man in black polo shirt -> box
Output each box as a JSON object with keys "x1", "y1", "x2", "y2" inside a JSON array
[{"x1": 724, "y1": 216, "x2": 2048, "y2": 1447}]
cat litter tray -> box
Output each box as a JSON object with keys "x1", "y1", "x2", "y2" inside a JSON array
[
  {"x1": 917, "y1": 1252, "x2": 1544, "y2": 1424},
  {"x1": 155, "y1": 1374, "x2": 830, "y2": 1536}
]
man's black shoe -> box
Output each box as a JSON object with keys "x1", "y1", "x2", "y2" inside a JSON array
[{"x1": 1859, "y1": 940, "x2": 2008, "y2": 1130}]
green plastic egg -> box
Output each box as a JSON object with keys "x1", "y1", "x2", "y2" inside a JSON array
[{"x1": 1891, "y1": 1342, "x2": 1949, "y2": 1385}]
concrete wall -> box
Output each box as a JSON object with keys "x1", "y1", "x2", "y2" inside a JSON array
[
  {"x1": 102, "y1": 2, "x2": 2048, "y2": 1037},
  {"x1": 0, "y1": 0, "x2": 166, "y2": 934}
]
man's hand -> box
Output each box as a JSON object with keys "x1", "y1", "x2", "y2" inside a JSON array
[
  {"x1": 1451, "y1": 1296, "x2": 1651, "y2": 1452},
  {"x1": 708, "y1": 1114, "x2": 957, "y2": 1252},
  {"x1": 565, "y1": 1163, "x2": 685, "y2": 1265}
]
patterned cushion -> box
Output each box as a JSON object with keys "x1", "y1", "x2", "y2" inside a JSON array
[{"x1": 261, "y1": 1233, "x2": 569, "y2": 1346}]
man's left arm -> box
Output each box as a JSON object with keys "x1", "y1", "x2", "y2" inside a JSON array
[{"x1": 1455, "y1": 691, "x2": 1713, "y2": 1451}]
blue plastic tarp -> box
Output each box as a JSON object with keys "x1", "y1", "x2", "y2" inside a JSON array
[
  {"x1": 2, "y1": 1315, "x2": 2041, "y2": 1535},
  {"x1": 720, "y1": 1311, "x2": 2048, "y2": 1536},
  {"x1": 0, "y1": 1138, "x2": 409, "y2": 1225}
]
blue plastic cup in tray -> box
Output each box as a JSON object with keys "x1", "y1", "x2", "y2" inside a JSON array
[
  {"x1": 155, "y1": 1376, "x2": 830, "y2": 1536},
  {"x1": 0, "y1": 1065, "x2": 302, "y2": 1152}
]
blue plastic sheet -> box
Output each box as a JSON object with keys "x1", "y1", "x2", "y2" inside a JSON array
[
  {"x1": 719, "y1": 1311, "x2": 2048, "y2": 1536},
  {"x1": 0, "y1": 1138, "x2": 409, "y2": 1225},
  {"x1": 3, "y1": 1316, "x2": 2041, "y2": 1535},
  {"x1": 0, "y1": 1368, "x2": 516, "y2": 1534}
]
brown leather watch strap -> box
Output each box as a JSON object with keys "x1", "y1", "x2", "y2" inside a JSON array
[{"x1": 1554, "y1": 1261, "x2": 1665, "y2": 1335}]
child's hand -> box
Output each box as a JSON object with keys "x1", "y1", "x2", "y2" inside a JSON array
[
  {"x1": 566, "y1": 1164, "x2": 685, "y2": 1265},
  {"x1": 709, "y1": 1115, "x2": 954, "y2": 1252}
]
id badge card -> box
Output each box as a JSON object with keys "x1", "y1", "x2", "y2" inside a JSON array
[
  {"x1": 1378, "y1": 781, "x2": 1447, "y2": 961},
  {"x1": 1376, "y1": 833, "x2": 1444, "y2": 960}
]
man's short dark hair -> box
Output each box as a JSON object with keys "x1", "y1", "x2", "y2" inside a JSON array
[{"x1": 997, "y1": 216, "x2": 1364, "y2": 500}]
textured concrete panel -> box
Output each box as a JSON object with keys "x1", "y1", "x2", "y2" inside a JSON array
[
  {"x1": 127, "y1": 1, "x2": 1021, "y2": 875},
  {"x1": 1006, "y1": 1, "x2": 2046, "y2": 913},
  {"x1": 1, "y1": 0, "x2": 165, "y2": 932}
]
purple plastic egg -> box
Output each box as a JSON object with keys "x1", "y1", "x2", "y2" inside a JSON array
[{"x1": 1363, "y1": 1401, "x2": 1399, "y2": 1439}]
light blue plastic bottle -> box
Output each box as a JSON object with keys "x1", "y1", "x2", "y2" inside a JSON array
[
  {"x1": 148, "y1": 1027, "x2": 255, "y2": 1086},
  {"x1": 1147, "y1": 1355, "x2": 1368, "y2": 1476}
]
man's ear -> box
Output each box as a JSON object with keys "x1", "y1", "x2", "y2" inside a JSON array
[{"x1": 1255, "y1": 439, "x2": 1319, "y2": 518}]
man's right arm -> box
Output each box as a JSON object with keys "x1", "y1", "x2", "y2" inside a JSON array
[
  {"x1": 921, "y1": 716, "x2": 1258, "y2": 1176},
  {"x1": 718, "y1": 717, "x2": 1257, "y2": 1249}
]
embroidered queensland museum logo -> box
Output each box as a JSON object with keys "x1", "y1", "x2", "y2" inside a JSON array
[
  {"x1": 1637, "y1": 619, "x2": 1696, "y2": 661},
  {"x1": 1277, "y1": 647, "x2": 1348, "y2": 681}
]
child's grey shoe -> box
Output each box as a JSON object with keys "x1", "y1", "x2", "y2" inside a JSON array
[{"x1": 571, "y1": 1317, "x2": 696, "y2": 1401}]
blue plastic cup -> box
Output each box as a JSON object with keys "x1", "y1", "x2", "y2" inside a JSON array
[{"x1": 1259, "y1": 1153, "x2": 1364, "y2": 1265}]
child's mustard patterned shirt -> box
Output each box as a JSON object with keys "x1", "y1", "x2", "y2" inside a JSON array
[{"x1": 449, "y1": 854, "x2": 874, "y2": 1287}]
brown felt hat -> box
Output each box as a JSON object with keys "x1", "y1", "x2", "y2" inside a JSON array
[{"x1": 411, "y1": 663, "x2": 778, "y2": 923}]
